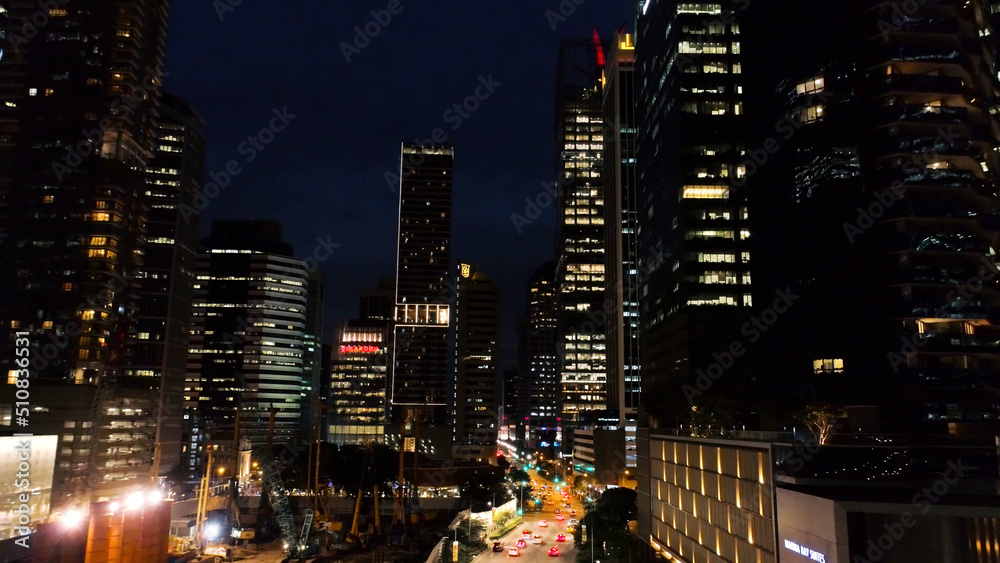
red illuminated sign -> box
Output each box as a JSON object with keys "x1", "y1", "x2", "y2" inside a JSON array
[{"x1": 340, "y1": 345, "x2": 380, "y2": 354}]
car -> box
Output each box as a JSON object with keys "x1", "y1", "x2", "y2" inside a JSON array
[
  {"x1": 493, "y1": 542, "x2": 504, "y2": 552},
  {"x1": 568, "y1": 519, "x2": 579, "y2": 525},
  {"x1": 539, "y1": 520, "x2": 548, "y2": 527},
  {"x1": 522, "y1": 530, "x2": 531, "y2": 536},
  {"x1": 555, "y1": 515, "x2": 565, "y2": 521},
  {"x1": 554, "y1": 508, "x2": 560, "y2": 514},
  {"x1": 564, "y1": 503, "x2": 571, "y2": 508},
  {"x1": 548, "y1": 547, "x2": 560, "y2": 557},
  {"x1": 565, "y1": 525, "x2": 576, "y2": 534},
  {"x1": 556, "y1": 534, "x2": 566, "y2": 542},
  {"x1": 532, "y1": 536, "x2": 542, "y2": 544},
  {"x1": 516, "y1": 540, "x2": 527, "y2": 548},
  {"x1": 570, "y1": 510, "x2": 576, "y2": 517},
  {"x1": 508, "y1": 548, "x2": 520, "y2": 557}
]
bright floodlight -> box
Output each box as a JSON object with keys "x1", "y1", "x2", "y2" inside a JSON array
[
  {"x1": 109, "y1": 502, "x2": 120, "y2": 513},
  {"x1": 205, "y1": 523, "x2": 220, "y2": 539},
  {"x1": 62, "y1": 509, "x2": 83, "y2": 528},
  {"x1": 147, "y1": 490, "x2": 161, "y2": 504},
  {"x1": 126, "y1": 492, "x2": 142, "y2": 510}
]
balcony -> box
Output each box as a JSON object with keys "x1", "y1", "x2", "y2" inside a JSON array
[{"x1": 870, "y1": 73, "x2": 965, "y2": 97}]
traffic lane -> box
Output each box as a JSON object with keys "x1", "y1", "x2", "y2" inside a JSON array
[{"x1": 486, "y1": 512, "x2": 574, "y2": 563}]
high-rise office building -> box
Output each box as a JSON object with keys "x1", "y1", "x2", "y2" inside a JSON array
[
  {"x1": 453, "y1": 263, "x2": 500, "y2": 463},
  {"x1": 0, "y1": 0, "x2": 172, "y2": 505},
  {"x1": 742, "y1": 0, "x2": 1000, "y2": 434},
  {"x1": 603, "y1": 32, "x2": 642, "y2": 427},
  {"x1": 635, "y1": 0, "x2": 753, "y2": 426},
  {"x1": 0, "y1": 0, "x2": 169, "y2": 378},
  {"x1": 525, "y1": 262, "x2": 559, "y2": 449},
  {"x1": 329, "y1": 321, "x2": 391, "y2": 446},
  {"x1": 391, "y1": 144, "x2": 453, "y2": 427},
  {"x1": 328, "y1": 282, "x2": 393, "y2": 446},
  {"x1": 555, "y1": 38, "x2": 609, "y2": 426},
  {"x1": 185, "y1": 221, "x2": 308, "y2": 478},
  {"x1": 635, "y1": 3, "x2": 1000, "y2": 562},
  {"x1": 130, "y1": 91, "x2": 206, "y2": 478}
]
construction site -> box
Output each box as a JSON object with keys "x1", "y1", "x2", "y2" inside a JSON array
[{"x1": 165, "y1": 414, "x2": 494, "y2": 563}]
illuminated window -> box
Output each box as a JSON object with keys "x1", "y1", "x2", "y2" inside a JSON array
[
  {"x1": 87, "y1": 248, "x2": 117, "y2": 259},
  {"x1": 813, "y1": 359, "x2": 844, "y2": 374},
  {"x1": 796, "y1": 77, "x2": 825, "y2": 95},
  {"x1": 799, "y1": 105, "x2": 824, "y2": 123},
  {"x1": 42, "y1": 321, "x2": 53, "y2": 329},
  {"x1": 43, "y1": 195, "x2": 54, "y2": 203},
  {"x1": 81, "y1": 311, "x2": 95, "y2": 321},
  {"x1": 683, "y1": 186, "x2": 729, "y2": 199},
  {"x1": 7, "y1": 371, "x2": 19, "y2": 385},
  {"x1": 89, "y1": 213, "x2": 111, "y2": 222}
]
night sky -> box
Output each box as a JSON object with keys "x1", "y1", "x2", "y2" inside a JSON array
[{"x1": 164, "y1": 1, "x2": 635, "y2": 367}]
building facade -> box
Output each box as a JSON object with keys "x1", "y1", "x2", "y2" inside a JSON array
[
  {"x1": 602, "y1": 32, "x2": 642, "y2": 426},
  {"x1": 185, "y1": 221, "x2": 308, "y2": 479},
  {"x1": 635, "y1": 0, "x2": 754, "y2": 426},
  {"x1": 453, "y1": 263, "x2": 500, "y2": 463},
  {"x1": 391, "y1": 144, "x2": 454, "y2": 428},
  {"x1": 0, "y1": 0, "x2": 178, "y2": 506},
  {"x1": 131, "y1": 91, "x2": 206, "y2": 478},
  {"x1": 556, "y1": 38, "x2": 610, "y2": 426},
  {"x1": 525, "y1": 262, "x2": 559, "y2": 451}
]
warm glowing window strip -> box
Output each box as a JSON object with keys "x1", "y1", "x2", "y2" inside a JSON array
[{"x1": 683, "y1": 185, "x2": 730, "y2": 199}]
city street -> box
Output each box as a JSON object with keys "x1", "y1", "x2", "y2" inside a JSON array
[{"x1": 480, "y1": 467, "x2": 585, "y2": 563}]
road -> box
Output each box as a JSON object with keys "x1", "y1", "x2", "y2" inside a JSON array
[{"x1": 479, "y1": 468, "x2": 585, "y2": 563}]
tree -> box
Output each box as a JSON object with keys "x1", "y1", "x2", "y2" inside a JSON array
[
  {"x1": 797, "y1": 402, "x2": 843, "y2": 445},
  {"x1": 459, "y1": 471, "x2": 511, "y2": 509},
  {"x1": 439, "y1": 518, "x2": 487, "y2": 563},
  {"x1": 508, "y1": 468, "x2": 531, "y2": 484},
  {"x1": 573, "y1": 488, "x2": 638, "y2": 563}
]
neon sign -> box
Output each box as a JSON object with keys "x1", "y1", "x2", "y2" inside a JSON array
[{"x1": 340, "y1": 345, "x2": 380, "y2": 354}]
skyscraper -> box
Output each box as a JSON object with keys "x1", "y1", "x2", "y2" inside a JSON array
[
  {"x1": 0, "y1": 0, "x2": 170, "y2": 380},
  {"x1": 525, "y1": 262, "x2": 559, "y2": 450},
  {"x1": 602, "y1": 32, "x2": 642, "y2": 426},
  {"x1": 635, "y1": 1, "x2": 753, "y2": 426},
  {"x1": 555, "y1": 38, "x2": 609, "y2": 427},
  {"x1": 185, "y1": 220, "x2": 309, "y2": 478},
  {"x1": 453, "y1": 263, "x2": 500, "y2": 462},
  {"x1": 0, "y1": 0, "x2": 173, "y2": 505},
  {"x1": 391, "y1": 144, "x2": 453, "y2": 427},
  {"x1": 131, "y1": 91, "x2": 206, "y2": 478},
  {"x1": 742, "y1": 0, "x2": 1000, "y2": 434}
]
